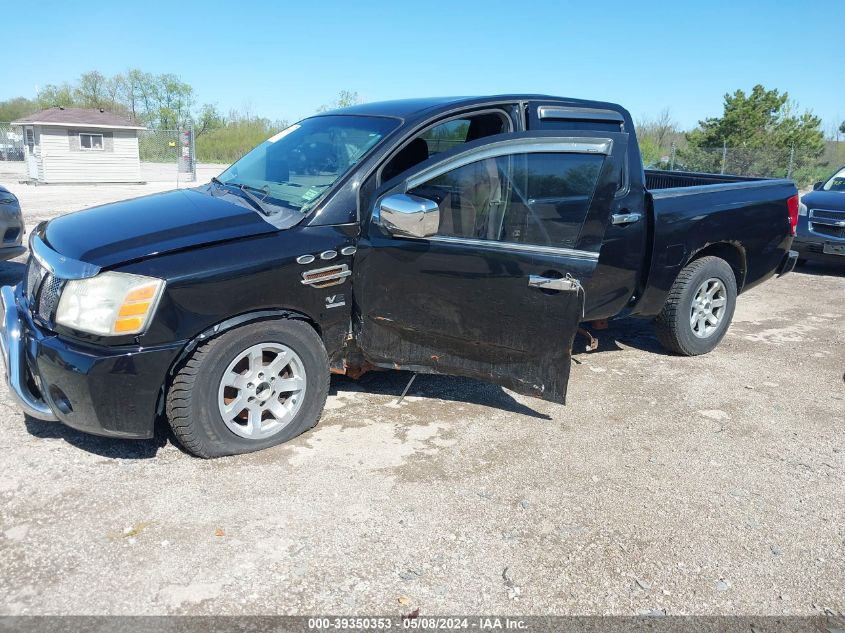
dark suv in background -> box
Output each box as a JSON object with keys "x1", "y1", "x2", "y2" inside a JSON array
[{"x1": 795, "y1": 166, "x2": 845, "y2": 265}]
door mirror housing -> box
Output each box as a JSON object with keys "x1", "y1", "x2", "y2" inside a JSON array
[
  {"x1": 378, "y1": 193, "x2": 440, "y2": 239},
  {"x1": 812, "y1": 181, "x2": 824, "y2": 191}
]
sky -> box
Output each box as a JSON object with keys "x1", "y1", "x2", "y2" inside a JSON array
[{"x1": 3, "y1": 0, "x2": 842, "y2": 133}]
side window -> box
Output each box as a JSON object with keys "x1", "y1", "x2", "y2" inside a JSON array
[
  {"x1": 381, "y1": 112, "x2": 510, "y2": 183},
  {"x1": 408, "y1": 152, "x2": 604, "y2": 249},
  {"x1": 420, "y1": 119, "x2": 470, "y2": 156},
  {"x1": 534, "y1": 116, "x2": 627, "y2": 194}
]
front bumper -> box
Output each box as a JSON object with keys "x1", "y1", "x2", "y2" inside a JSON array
[
  {"x1": 0, "y1": 286, "x2": 56, "y2": 420},
  {"x1": 0, "y1": 284, "x2": 184, "y2": 439},
  {"x1": 792, "y1": 236, "x2": 845, "y2": 265}
]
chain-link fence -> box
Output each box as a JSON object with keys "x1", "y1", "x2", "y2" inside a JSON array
[
  {"x1": 0, "y1": 123, "x2": 25, "y2": 161},
  {"x1": 138, "y1": 126, "x2": 196, "y2": 183},
  {"x1": 653, "y1": 142, "x2": 845, "y2": 187}
]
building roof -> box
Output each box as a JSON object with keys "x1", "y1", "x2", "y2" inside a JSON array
[{"x1": 11, "y1": 107, "x2": 146, "y2": 130}]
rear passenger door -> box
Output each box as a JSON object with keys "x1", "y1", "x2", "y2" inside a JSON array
[
  {"x1": 353, "y1": 131, "x2": 628, "y2": 403},
  {"x1": 528, "y1": 101, "x2": 648, "y2": 320}
]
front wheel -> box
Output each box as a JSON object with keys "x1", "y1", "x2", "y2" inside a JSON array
[
  {"x1": 654, "y1": 256, "x2": 737, "y2": 356},
  {"x1": 166, "y1": 319, "x2": 329, "y2": 458}
]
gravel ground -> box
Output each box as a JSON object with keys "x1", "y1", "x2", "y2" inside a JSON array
[{"x1": 0, "y1": 181, "x2": 842, "y2": 616}]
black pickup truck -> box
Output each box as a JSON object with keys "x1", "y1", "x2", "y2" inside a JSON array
[{"x1": 0, "y1": 95, "x2": 799, "y2": 457}]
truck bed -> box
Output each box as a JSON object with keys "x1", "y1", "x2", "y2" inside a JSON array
[
  {"x1": 645, "y1": 169, "x2": 768, "y2": 190},
  {"x1": 631, "y1": 172, "x2": 797, "y2": 318}
]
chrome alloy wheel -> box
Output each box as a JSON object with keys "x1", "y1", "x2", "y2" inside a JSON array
[
  {"x1": 217, "y1": 343, "x2": 306, "y2": 439},
  {"x1": 690, "y1": 277, "x2": 727, "y2": 338}
]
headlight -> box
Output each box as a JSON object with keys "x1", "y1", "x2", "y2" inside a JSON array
[
  {"x1": 798, "y1": 202, "x2": 807, "y2": 216},
  {"x1": 55, "y1": 272, "x2": 165, "y2": 336}
]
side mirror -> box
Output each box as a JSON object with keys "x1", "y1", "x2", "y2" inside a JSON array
[
  {"x1": 813, "y1": 181, "x2": 824, "y2": 191},
  {"x1": 378, "y1": 193, "x2": 440, "y2": 239}
]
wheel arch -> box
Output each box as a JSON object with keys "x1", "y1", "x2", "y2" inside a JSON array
[
  {"x1": 166, "y1": 308, "x2": 321, "y2": 379},
  {"x1": 686, "y1": 242, "x2": 747, "y2": 292},
  {"x1": 154, "y1": 308, "x2": 322, "y2": 425}
]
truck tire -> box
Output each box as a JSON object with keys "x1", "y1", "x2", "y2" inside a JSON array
[
  {"x1": 654, "y1": 256, "x2": 737, "y2": 356},
  {"x1": 166, "y1": 319, "x2": 329, "y2": 458}
]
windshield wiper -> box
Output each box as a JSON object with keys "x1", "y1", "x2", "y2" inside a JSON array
[
  {"x1": 235, "y1": 184, "x2": 273, "y2": 216},
  {"x1": 210, "y1": 178, "x2": 273, "y2": 216}
]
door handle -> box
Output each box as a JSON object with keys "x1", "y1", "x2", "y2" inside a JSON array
[
  {"x1": 611, "y1": 212, "x2": 642, "y2": 225},
  {"x1": 528, "y1": 274, "x2": 581, "y2": 292}
]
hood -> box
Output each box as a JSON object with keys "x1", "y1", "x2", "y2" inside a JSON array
[
  {"x1": 801, "y1": 190, "x2": 845, "y2": 211},
  {"x1": 43, "y1": 188, "x2": 281, "y2": 268}
]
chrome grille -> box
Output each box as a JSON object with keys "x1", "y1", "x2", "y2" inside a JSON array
[
  {"x1": 22, "y1": 256, "x2": 64, "y2": 323},
  {"x1": 811, "y1": 224, "x2": 845, "y2": 239},
  {"x1": 809, "y1": 209, "x2": 845, "y2": 240},
  {"x1": 25, "y1": 257, "x2": 44, "y2": 300},
  {"x1": 809, "y1": 208, "x2": 845, "y2": 222},
  {"x1": 36, "y1": 273, "x2": 64, "y2": 321}
]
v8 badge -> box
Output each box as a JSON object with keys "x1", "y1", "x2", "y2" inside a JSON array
[{"x1": 326, "y1": 294, "x2": 345, "y2": 309}]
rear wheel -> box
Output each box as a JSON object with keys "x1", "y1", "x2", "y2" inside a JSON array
[
  {"x1": 166, "y1": 319, "x2": 329, "y2": 458},
  {"x1": 655, "y1": 256, "x2": 737, "y2": 356}
]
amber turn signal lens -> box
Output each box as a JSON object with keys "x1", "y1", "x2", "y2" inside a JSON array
[
  {"x1": 125, "y1": 285, "x2": 158, "y2": 302},
  {"x1": 118, "y1": 302, "x2": 151, "y2": 317},
  {"x1": 114, "y1": 317, "x2": 144, "y2": 333}
]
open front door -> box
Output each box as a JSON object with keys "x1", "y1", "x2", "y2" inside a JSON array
[{"x1": 353, "y1": 131, "x2": 628, "y2": 403}]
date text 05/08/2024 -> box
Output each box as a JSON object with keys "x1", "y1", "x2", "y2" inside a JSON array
[{"x1": 307, "y1": 617, "x2": 528, "y2": 630}]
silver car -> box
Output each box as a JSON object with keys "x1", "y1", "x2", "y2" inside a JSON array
[{"x1": 0, "y1": 185, "x2": 25, "y2": 261}]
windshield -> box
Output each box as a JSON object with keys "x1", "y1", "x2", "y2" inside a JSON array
[
  {"x1": 822, "y1": 167, "x2": 845, "y2": 192},
  {"x1": 218, "y1": 115, "x2": 399, "y2": 212}
]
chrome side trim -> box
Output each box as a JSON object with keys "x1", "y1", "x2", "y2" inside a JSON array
[
  {"x1": 30, "y1": 234, "x2": 100, "y2": 280},
  {"x1": 0, "y1": 286, "x2": 58, "y2": 421},
  {"x1": 427, "y1": 235, "x2": 599, "y2": 260},
  {"x1": 405, "y1": 137, "x2": 613, "y2": 190},
  {"x1": 296, "y1": 254, "x2": 316, "y2": 265},
  {"x1": 340, "y1": 246, "x2": 357, "y2": 256},
  {"x1": 301, "y1": 264, "x2": 352, "y2": 287},
  {"x1": 320, "y1": 250, "x2": 338, "y2": 260}
]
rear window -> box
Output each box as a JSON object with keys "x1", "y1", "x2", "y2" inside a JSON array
[{"x1": 532, "y1": 110, "x2": 626, "y2": 193}]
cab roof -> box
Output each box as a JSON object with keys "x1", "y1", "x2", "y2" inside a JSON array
[{"x1": 315, "y1": 94, "x2": 630, "y2": 123}]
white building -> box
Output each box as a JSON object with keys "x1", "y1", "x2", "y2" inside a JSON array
[{"x1": 11, "y1": 107, "x2": 145, "y2": 184}]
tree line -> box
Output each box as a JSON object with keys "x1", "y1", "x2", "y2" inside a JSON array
[
  {"x1": 637, "y1": 85, "x2": 843, "y2": 186},
  {"x1": 0, "y1": 71, "x2": 841, "y2": 184},
  {"x1": 0, "y1": 70, "x2": 362, "y2": 164},
  {"x1": 0, "y1": 70, "x2": 197, "y2": 130}
]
